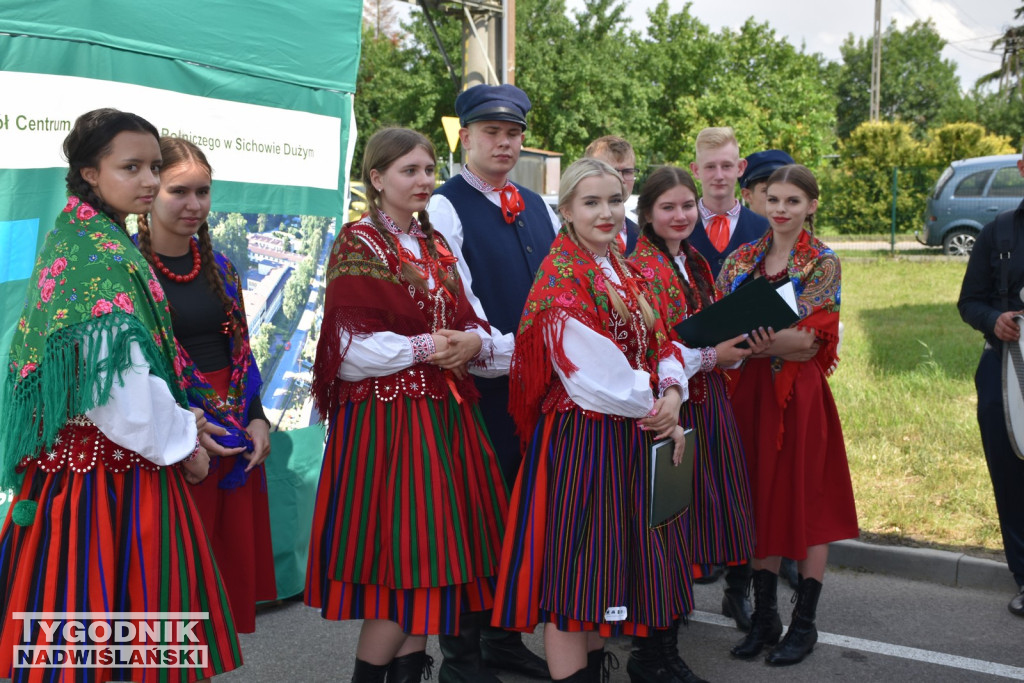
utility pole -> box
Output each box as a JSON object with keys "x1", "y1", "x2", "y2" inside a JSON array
[{"x1": 870, "y1": 0, "x2": 881, "y2": 121}]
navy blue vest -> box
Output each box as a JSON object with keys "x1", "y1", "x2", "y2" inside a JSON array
[
  {"x1": 434, "y1": 175, "x2": 555, "y2": 484},
  {"x1": 435, "y1": 176, "x2": 553, "y2": 334},
  {"x1": 690, "y1": 205, "x2": 770, "y2": 279}
]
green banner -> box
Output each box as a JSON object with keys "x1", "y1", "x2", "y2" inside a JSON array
[{"x1": 0, "y1": 0, "x2": 361, "y2": 600}]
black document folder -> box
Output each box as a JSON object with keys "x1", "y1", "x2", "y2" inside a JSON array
[
  {"x1": 649, "y1": 429, "x2": 695, "y2": 528},
  {"x1": 673, "y1": 277, "x2": 799, "y2": 348}
]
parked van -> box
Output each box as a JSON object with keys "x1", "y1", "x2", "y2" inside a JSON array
[{"x1": 918, "y1": 154, "x2": 1023, "y2": 256}]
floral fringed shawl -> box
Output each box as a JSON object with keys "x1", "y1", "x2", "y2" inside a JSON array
[
  {"x1": 1, "y1": 196, "x2": 185, "y2": 492},
  {"x1": 509, "y1": 230, "x2": 678, "y2": 443},
  {"x1": 172, "y1": 250, "x2": 262, "y2": 489},
  {"x1": 716, "y1": 229, "x2": 841, "y2": 446},
  {"x1": 310, "y1": 219, "x2": 484, "y2": 427}
]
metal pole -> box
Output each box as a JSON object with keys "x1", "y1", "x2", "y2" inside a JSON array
[
  {"x1": 890, "y1": 166, "x2": 898, "y2": 253},
  {"x1": 870, "y1": 0, "x2": 881, "y2": 121}
]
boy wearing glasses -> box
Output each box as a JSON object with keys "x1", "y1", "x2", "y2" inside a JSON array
[{"x1": 584, "y1": 135, "x2": 640, "y2": 254}]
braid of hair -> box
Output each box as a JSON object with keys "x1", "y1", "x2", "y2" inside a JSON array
[
  {"x1": 644, "y1": 228, "x2": 700, "y2": 314},
  {"x1": 608, "y1": 248, "x2": 658, "y2": 329},
  {"x1": 197, "y1": 223, "x2": 244, "y2": 351},
  {"x1": 66, "y1": 172, "x2": 126, "y2": 230},
  {"x1": 417, "y1": 209, "x2": 458, "y2": 296},
  {"x1": 136, "y1": 212, "x2": 155, "y2": 265},
  {"x1": 678, "y1": 239, "x2": 716, "y2": 309}
]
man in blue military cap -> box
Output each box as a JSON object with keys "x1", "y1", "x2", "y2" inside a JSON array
[
  {"x1": 740, "y1": 149, "x2": 796, "y2": 218},
  {"x1": 429, "y1": 82, "x2": 559, "y2": 683}
]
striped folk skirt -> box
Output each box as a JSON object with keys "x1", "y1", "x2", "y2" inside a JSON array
[
  {"x1": 0, "y1": 448, "x2": 242, "y2": 681},
  {"x1": 684, "y1": 371, "x2": 755, "y2": 575},
  {"x1": 493, "y1": 410, "x2": 693, "y2": 638},
  {"x1": 304, "y1": 393, "x2": 509, "y2": 635}
]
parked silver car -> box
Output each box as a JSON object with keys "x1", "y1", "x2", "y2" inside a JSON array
[{"x1": 918, "y1": 154, "x2": 1024, "y2": 256}]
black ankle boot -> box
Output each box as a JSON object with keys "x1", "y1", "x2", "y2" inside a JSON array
[
  {"x1": 729, "y1": 569, "x2": 783, "y2": 659},
  {"x1": 626, "y1": 624, "x2": 706, "y2": 683},
  {"x1": 351, "y1": 658, "x2": 389, "y2": 683},
  {"x1": 586, "y1": 649, "x2": 620, "y2": 683},
  {"x1": 480, "y1": 623, "x2": 549, "y2": 679},
  {"x1": 438, "y1": 612, "x2": 501, "y2": 683},
  {"x1": 765, "y1": 576, "x2": 822, "y2": 666},
  {"x1": 722, "y1": 563, "x2": 753, "y2": 632},
  {"x1": 553, "y1": 667, "x2": 591, "y2": 683},
  {"x1": 387, "y1": 651, "x2": 434, "y2": 682}
]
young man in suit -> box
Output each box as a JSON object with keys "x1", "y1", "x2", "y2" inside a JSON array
[
  {"x1": 429, "y1": 83, "x2": 560, "y2": 683},
  {"x1": 688, "y1": 127, "x2": 769, "y2": 279},
  {"x1": 584, "y1": 135, "x2": 640, "y2": 254}
]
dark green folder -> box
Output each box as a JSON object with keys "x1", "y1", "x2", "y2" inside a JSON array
[
  {"x1": 673, "y1": 277, "x2": 799, "y2": 348},
  {"x1": 649, "y1": 429, "x2": 695, "y2": 528}
]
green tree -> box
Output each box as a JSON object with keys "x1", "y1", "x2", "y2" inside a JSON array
[
  {"x1": 818, "y1": 121, "x2": 928, "y2": 234},
  {"x1": 209, "y1": 212, "x2": 250, "y2": 276},
  {"x1": 835, "y1": 20, "x2": 962, "y2": 139},
  {"x1": 976, "y1": 1, "x2": 1024, "y2": 95},
  {"x1": 923, "y1": 122, "x2": 1015, "y2": 166}
]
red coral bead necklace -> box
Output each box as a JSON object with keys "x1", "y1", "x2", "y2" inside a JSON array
[{"x1": 153, "y1": 239, "x2": 202, "y2": 283}]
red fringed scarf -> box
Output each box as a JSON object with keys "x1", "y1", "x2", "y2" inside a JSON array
[
  {"x1": 509, "y1": 231, "x2": 677, "y2": 442},
  {"x1": 717, "y1": 229, "x2": 841, "y2": 447},
  {"x1": 311, "y1": 219, "x2": 486, "y2": 425},
  {"x1": 630, "y1": 235, "x2": 719, "y2": 328}
]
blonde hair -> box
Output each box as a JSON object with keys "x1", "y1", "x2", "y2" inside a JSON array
[
  {"x1": 558, "y1": 158, "x2": 657, "y2": 329},
  {"x1": 584, "y1": 135, "x2": 634, "y2": 165},
  {"x1": 695, "y1": 126, "x2": 739, "y2": 157}
]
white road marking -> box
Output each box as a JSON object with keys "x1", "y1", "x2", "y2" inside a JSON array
[{"x1": 690, "y1": 610, "x2": 1024, "y2": 680}]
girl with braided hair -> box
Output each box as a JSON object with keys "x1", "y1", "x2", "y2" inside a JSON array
[
  {"x1": 627, "y1": 165, "x2": 769, "y2": 683},
  {"x1": 0, "y1": 108, "x2": 241, "y2": 681},
  {"x1": 135, "y1": 136, "x2": 276, "y2": 635},
  {"x1": 305, "y1": 127, "x2": 509, "y2": 682}
]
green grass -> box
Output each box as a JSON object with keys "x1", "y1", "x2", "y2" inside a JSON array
[{"x1": 833, "y1": 257, "x2": 1001, "y2": 556}]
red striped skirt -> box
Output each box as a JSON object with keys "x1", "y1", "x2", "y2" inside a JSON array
[
  {"x1": 187, "y1": 366, "x2": 277, "y2": 633},
  {"x1": 0, "y1": 424, "x2": 242, "y2": 682},
  {"x1": 304, "y1": 393, "x2": 508, "y2": 635},
  {"x1": 493, "y1": 410, "x2": 694, "y2": 638},
  {"x1": 685, "y1": 371, "x2": 755, "y2": 572}
]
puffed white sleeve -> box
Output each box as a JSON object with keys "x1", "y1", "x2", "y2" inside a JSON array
[
  {"x1": 552, "y1": 315, "x2": 655, "y2": 418},
  {"x1": 83, "y1": 335, "x2": 197, "y2": 467},
  {"x1": 429, "y1": 193, "x2": 515, "y2": 377},
  {"x1": 658, "y1": 348, "x2": 689, "y2": 402},
  {"x1": 673, "y1": 341, "x2": 704, "y2": 381},
  {"x1": 338, "y1": 330, "x2": 434, "y2": 381}
]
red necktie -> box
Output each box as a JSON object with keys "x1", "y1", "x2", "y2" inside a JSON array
[
  {"x1": 707, "y1": 214, "x2": 731, "y2": 252},
  {"x1": 496, "y1": 184, "x2": 525, "y2": 224}
]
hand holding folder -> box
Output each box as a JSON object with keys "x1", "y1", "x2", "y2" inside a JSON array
[
  {"x1": 674, "y1": 278, "x2": 799, "y2": 349},
  {"x1": 649, "y1": 428, "x2": 695, "y2": 528}
]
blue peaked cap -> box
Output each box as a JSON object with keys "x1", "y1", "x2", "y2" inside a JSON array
[
  {"x1": 456, "y1": 84, "x2": 531, "y2": 130},
  {"x1": 740, "y1": 149, "x2": 795, "y2": 188}
]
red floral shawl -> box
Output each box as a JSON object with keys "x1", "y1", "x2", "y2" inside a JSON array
[
  {"x1": 509, "y1": 231, "x2": 676, "y2": 442},
  {"x1": 311, "y1": 219, "x2": 485, "y2": 424},
  {"x1": 716, "y1": 229, "x2": 841, "y2": 445}
]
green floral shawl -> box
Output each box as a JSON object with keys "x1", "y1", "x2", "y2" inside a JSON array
[{"x1": 0, "y1": 196, "x2": 186, "y2": 491}]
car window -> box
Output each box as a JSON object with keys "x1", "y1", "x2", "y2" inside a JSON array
[
  {"x1": 932, "y1": 166, "x2": 954, "y2": 199},
  {"x1": 954, "y1": 170, "x2": 992, "y2": 197},
  {"x1": 986, "y1": 166, "x2": 1024, "y2": 198}
]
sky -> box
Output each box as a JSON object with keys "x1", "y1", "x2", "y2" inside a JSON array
[{"x1": 565, "y1": 0, "x2": 1020, "y2": 90}]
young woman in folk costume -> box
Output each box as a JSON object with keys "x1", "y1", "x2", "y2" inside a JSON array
[
  {"x1": 0, "y1": 108, "x2": 241, "y2": 682},
  {"x1": 305, "y1": 127, "x2": 509, "y2": 682},
  {"x1": 716, "y1": 164, "x2": 858, "y2": 666},
  {"x1": 627, "y1": 165, "x2": 772, "y2": 683},
  {"x1": 492, "y1": 158, "x2": 691, "y2": 683},
  {"x1": 135, "y1": 137, "x2": 276, "y2": 634}
]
